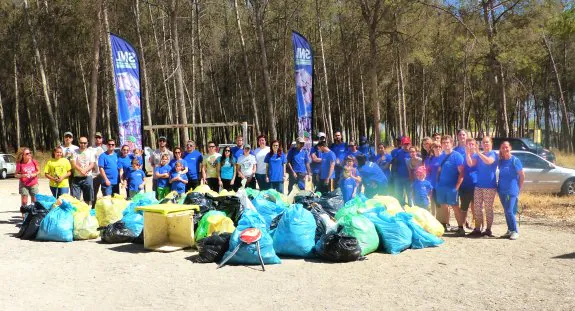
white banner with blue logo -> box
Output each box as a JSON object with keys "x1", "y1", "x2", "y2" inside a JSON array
[
  {"x1": 110, "y1": 34, "x2": 142, "y2": 151},
  {"x1": 292, "y1": 31, "x2": 313, "y2": 149}
]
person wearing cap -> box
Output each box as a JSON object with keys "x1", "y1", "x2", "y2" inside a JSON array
[
  {"x1": 287, "y1": 137, "x2": 311, "y2": 192},
  {"x1": 183, "y1": 140, "x2": 203, "y2": 191},
  {"x1": 71, "y1": 136, "x2": 95, "y2": 205},
  {"x1": 436, "y1": 135, "x2": 466, "y2": 236},
  {"x1": 254, "y1": 135, "x2": 270, "y2": 190},
  {"x1": 91, "y1": 131, "x2": 106, "y2": 201},
  {"x1": 358, "y1": 136, "x2": 375, "y2": 159},
  {"x1": 61, "y1": 131, "x2": 79, "y2": 161},
  {"x1": 150, "y1": 136, "x2": 173, "y2": 191},
  {"x1": 310, "y1": 132, "x2": 326, "y2": 187},
  {"x1": 392, "y1": 136, "x2": 413, "y2": 205},
  {"x1": 236, "y1": 144, "x2": 257, "y2": 189},
  {"x1": 356, "y1": 154, "x2": 388, "y2": 198},
  {"x1": 317, "y1": 141, "x2": 336, "y2": 194},
  {"x1": 329, "y1": 131, "x2": 348, "y2": 186}
]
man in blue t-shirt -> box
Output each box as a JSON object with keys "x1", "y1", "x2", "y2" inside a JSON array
[
  {"x1": 454, "y1": 129, "x2": 476, "y2": 230},
  {"x1": 287, "y1": 137, "x2": 311, "y2": 192},
  {"x1": 310, "y1": 132, "x2": 326, "y2": 187},
  {"x1": 117, "y1": 145, "x2": 133, "y2": 196},
  {"x1": 317, "y1": 141, "x2": 335, "y2": 194},
  {"x1": 98, "y1": 139, "x2": 121, "y2": 196},
  {"x1": 329, "y1": 131, "x2": 347, "y2": 186},
  {"x1": 358, "y1": 136, "x2": 375, "y2": 159},
  {"x1": 356, "y1": 154, "x2": 388, "y2": 198},
  {"x1": 436, "y1": 135, "x2": 465, "y2": 236},
  {"x1": 345, "y1": 141, "x2": 363, "y2": 164},
  {"x1": 182, "y1": 140, "x2": 203, "y2": 191},
  {"x1": 392, "y1": 136, "x2": 412, "y2": 206}
]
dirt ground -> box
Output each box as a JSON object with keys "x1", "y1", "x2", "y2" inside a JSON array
[{"x1": 1, "y1": 178, "x2": 574, "y2": 310}]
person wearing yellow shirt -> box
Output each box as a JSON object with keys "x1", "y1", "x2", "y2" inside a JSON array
[{"x1": 44, "y1": 146, "x2": 72, "y2": 198}]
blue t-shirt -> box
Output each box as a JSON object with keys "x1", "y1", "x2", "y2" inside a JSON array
[
  {"x1": 474, "y1": 151, "x2": 498, "y2": 188},
  {"x1": 390, "y1": 148, "x2": 401, "y2": 174},
  {"x1": 129, "y1": 154, "x2": 144, "y2": 167},
  {"x1": 310, "y1": 146, "x2": 322, "y2": 174},
  {"x1": 346, "y1": 150, "x2": 363, "y2": 160},
  {"x1": 117, "y1": 155, "x2": 132, "y2": 180},
  {"x1": 371, "y1": 153, "x2": 392, "y2": 178},
  {"x1": 169, "y1": 158, "x2": 188, "y2": 173},
  {"x1": 393, "y1": 149, "x2": 410, "y2": 179},
  {"x1": 498, "y1": 156, "x2": 523, "y2": 196},
  {"x1": 424, "y1": 155, "x2": 444, "y2": 187},
  {"x1": 412, "y1": 179, "x2": 433, "y2": 207},
  {"x1": 437, "y1": 151, "x2": 464, "y2": 188},
  {"x1": 128, "y1": 169, "x2": 146, "y2": 191},
  {"x1": 155, "y1": 164, "x2": 172, "y2": 188},
  {"x1": 358, "y1": 144, "x2": 375, "y2": 158},
  {"x1": 453, "y1": 145, "x2": 466, "y2": 155},
  {"x1": 183, "y1": 150, "x2": 203, "y2": 179},
  {"x1": 232, "y1": 147, "x2": 254, "y2": 161},
  {"x1": 264, "y1": 153, "x2": 287, "y2": 182},
  {"x1": 330, "y1": 142, "x2": 348, "y2": 164},
  {"x1": 98, "y1": 152, "x2": 119, "y2": 184},
  {"x1": 454, "y1": 146, "x2": 477, "y2": 190},
  {"x1": 340, "y1": 177, "x2": 357, "y2": 203},
  {"x1": 219, "y1": 157, "x2": 236, "y2": 180},
  {"x1": 170, "y1": 172, "x2": 188, "y2": 194},
  {"x1": 320, "y1": 150, "x2": 336, "y2": 179},
  {"x1": 358, "y1": 161, "x2": 388, "y2": 185},
  {"x1": 287, "y1": 147, "x2": 310, "y2": 173}
]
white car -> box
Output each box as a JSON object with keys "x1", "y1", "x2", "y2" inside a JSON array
[
  {"x1": 0, "y1": 154, "x2": 17, "y2": 179},
  {"x1": 509, "y1": 151, "x2": 575, "y2": 196}
]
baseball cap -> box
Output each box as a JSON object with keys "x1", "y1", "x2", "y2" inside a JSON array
[
  {"x1": 296, "y1": 137, "x2": 305, "y2": 143},
  {"x1": 401, "y1": 137, "x2": 411, "y2": 145},
  {"x1": 318, "y1": 132, "x2": 326, "y2": 139},
  {"x1": 95, "y1": 132, "x2": 103, "y2": 138},
  {"x1": 244, "y1": 144, "x2": 251, "y2": 149},
  {"x1": 158, "y1": 136, "x2": 167, "y2": 141},
  {"x1": 64, "y1": 131, "x2": 73, "y2": 138},
  {"x1": 360, "y1": 136, "x2": 367, "y2": 143}
]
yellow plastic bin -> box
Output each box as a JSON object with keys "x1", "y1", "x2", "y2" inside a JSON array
[{"x1": 136, "y1": 204, "x2": 198, "y2": 252}]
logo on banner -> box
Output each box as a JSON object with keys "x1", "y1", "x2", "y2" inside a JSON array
[
  {"x1": 295, "y1": 47, "x2": 312, "y2": 66},
  {"x1": 115, "y1": 51, "x2": 137, "y2": 69}
]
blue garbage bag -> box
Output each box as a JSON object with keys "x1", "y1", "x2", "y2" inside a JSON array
[
  {"x1": 36, "y1": 194, "x2": 57, "y2": 210},
  {"x1": 252, "y1": 198, "x2": 286, "y2": 229},
  {"x1": 272, "y1": 204, "x2": 316, "y2": 258},
  {"x1": 223, "y1": 209, "x2": 281, "y2": 265},
  {"x1": 36, "y1": 200, "x2": 74, "y2": 242},
  {"x1": 396, "y1": 213, "x2": 443, "y2": 249},
  {"x1": 122, "y1": 212, "x2": 144, "y2": 237},
  {"x1": 363, "y1": 207, "x2": 412, "y2": 254},
  {"x1": 121, "y1": 192, "x2": 157, "y2": 236}
]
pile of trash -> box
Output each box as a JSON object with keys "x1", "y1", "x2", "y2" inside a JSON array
[{"x1": 17, "y1": 185, "x2": 445, "y2": 266}]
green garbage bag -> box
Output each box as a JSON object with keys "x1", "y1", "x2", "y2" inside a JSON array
[
  {"x1": 339, "y1": 214, "x2": 379, "y2": 256},
  {"x1": 195, "y1": 211, "x2": 235, "y2": 241},
  {"x1": 334, "y1": 196, "x2": 364, "y2": 221}
]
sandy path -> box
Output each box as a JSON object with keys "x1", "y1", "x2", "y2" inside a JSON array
[{"x1": 1, "y1": 178, "x2": 574, "y2": 310}]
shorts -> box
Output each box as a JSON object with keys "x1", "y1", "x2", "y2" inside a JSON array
[
  {"x1": 458, "y1": 187, "x2": 474, "y2": 212},
  {"x1": 436, "y1": 185, "x2": 458, "y2": 206},
  {"x1": 19, "y1": 183, "x2": 39, "y2": 197},
  {"x1": 156, "y1": 187, "x2": 171, "y2": 200}
]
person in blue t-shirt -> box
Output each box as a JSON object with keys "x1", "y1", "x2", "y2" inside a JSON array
[
  {"x1": 310, "y1": 132, "x2": 326, "y2": 187},
  {"x1": 411, "y1": 166, "x2": 433, "y2": 210},
  {"x1": 127, "y1": 159, "x2": 146, "y2": 199},
  {"x1": 98, "y1": 139, "x2": 121, "y2": 196},
  {"x1": 230, "y1": 135, "x2": 254, "y2": 191},
  {"x1": 453, "y1": 130, "x2": 477, "y2": 230},
  {"x1": 218, "y1": 146, "x2": 236, "y2": 191},
  {"x1": 117, "y1": 145, "x2": 133, "y2": 196},
  {"x1": 466, "y1": 136, "x2": 498, "y2": 237},
  {"x1": 424, "y1": 141, "x2": 444, "y2": 217},
  {"x1": 345, "y1": 141, "x2": 363, "y2": 164},
  {"x1": 169, "y1": 147, "x2": 188, "y2": 173},
  {"x1": 183, "y1": 140, "x2": 203, "y2": 191},
  {"x1": 340, "y1": 166, "x2": 359, "y2": 203},
  {"x1": 371, "y1": 143, "x2": 392, "y2": 179},
  {"x1": 330, "y1": 131, "x2": 348, "y2": 185},
  {"x1": 317, "y1": 141, "x2": 336, "y2": 194},
  {"x1": 154, "y1": 154, "x2": 172, "y2": 200},
  {"x1": 356, "y1": 154, "x2": 388, "y2": 199},
  {"x1": 287, "y1": 137, "x2": 311, "y2": 192},
  {"x1": 264, "y1": 140, "x2": 287, "y2": 194},
  {"x1": 170, "y1": 161, "x2": 189, "y2": 195},
  {"x1": 358, "y1": 136, "x2": 375, "y2": 159},
  {"x1": 436, "y1": 135, "x2": 465, "y2": 236},
  {"x1": 393, "y1": 136, "x2": 412, "y2": 206},
  {"x1": 497, "y1": 141, "x2": 524, "y2": 240}
]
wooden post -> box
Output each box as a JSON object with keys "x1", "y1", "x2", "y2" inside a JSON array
[{"x1": 242, "y1": 121, "x2": 248, "y2": 146}]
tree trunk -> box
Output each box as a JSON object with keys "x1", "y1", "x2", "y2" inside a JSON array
[
  {"x1": 0, "y1": 89, "x2": 7, "y2": 152},
  {"x1": 316, "y1": 0, "x2": 333, "y2": 139},
  {"x1": 89, "y1": 0, "x2": 103, "y2": 146},
  {"x1": 170, "y1": 0, "x2": 189, "y2": 144},
  {"x1": 13, "y1": 55, "x2": 20, "y2": 151},
  {"x1": 103, "y1": 2, "x2": 118, "y2": 139},
  {"x1": 135, "y1": 0, "x2": 155, "y2": 148}
]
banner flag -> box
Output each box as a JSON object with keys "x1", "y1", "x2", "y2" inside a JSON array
[
  {"x1": 292, "y1": 31, "x2": 313, "y2": 149},
  {"x1": 110, "y1": 34, "x2": 142, "y2": 151}
]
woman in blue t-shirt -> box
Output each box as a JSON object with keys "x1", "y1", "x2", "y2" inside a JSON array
[
  {"x1": 466, "y1": 136, "x2": 498, "y2": 237},
  {"x1": 264, "y1": 140, "x2": 287, "y2": 194},
  {"x1": 497, "y1": 141, "x2": 524, "y2": 240},
  {"x1": 218, "y1": 146, "x2": 236, "y2": 191},
  {"x1": 424, "y1": 141, "x2": 443, "y2": 217}
]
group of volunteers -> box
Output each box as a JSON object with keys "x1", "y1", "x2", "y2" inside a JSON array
[{"x1": 15, "y1": 128, "x2": 525, "y2": 240}]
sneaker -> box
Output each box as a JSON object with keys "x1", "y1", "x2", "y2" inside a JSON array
[
  {"x1": 455, "y1": 227, "x2": 466, "y2": 237},
  {"x1": 447, "y1": 224, "x2": 459, "y2": 232},
  {"x1": 467, "y1": 229, "x2": 482, "y2": 238},
  {"x1": 501, "y1": 230, "x2": 512, "y2": 238},
  {"x1": 509, "y1": 232, "x2": 519, "y2": 240},
  {"x1": 482, "y1": 229, "x2": 494, "y2": 237}
]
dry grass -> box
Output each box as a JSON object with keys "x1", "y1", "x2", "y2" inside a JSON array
[
  {"x1": 551, "y1": 149, "x2": 575, "y2": 168},
  {"x1": 492, "y1": 192, "x2": 575, "y2": 224}
]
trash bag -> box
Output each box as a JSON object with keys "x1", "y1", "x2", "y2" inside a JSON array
[
  {"x1": 184, "y1": 192, "x2": 217, "y2": 228},
  {"x1": 396, "y1": 213, "x2": 443, "y2": 249},
  {"x1": 73, "y1": 212, "x2": 99, "y2": 240},
  {"x1": 252, "y1": 198, "x2": 286, "y2": 229},
  {"x1": 404, "y1": 205, "x2": 444, "y2": 237},
  {"x1": 159, "y1": 191, "x2": 180, "y2": 204},
  {"x1": 365, "y1": 196, "x2": 403, "y2": 215},
  {"x1": 17, "y1": 202, "x2": 49, "y2": 240},
  {"x1": 222, "y1": 209, "x2": 281, "y2": 265},
  {"x1": 218, "y1": 189, "x2": 236, "y2": 197},
  {"x1": 36, "y1": 200, "x2": 75, "y2": 242},
  {"x1": 286, "y1": 187, "x2": 302, "y2": 204},
  {"x1": 100, "y1": 221, "x2": 137, "y2": 244},
  {"x1": 195, "y1": 211, "x2": 235, "y2": 241},
  {"x1": 303, "y1": 202, "x2": 337, "y2": 241},
  {"x1": 245, "y1": 187, "x2": 260, "y2": 200},
  {"x1": 314, "y1": 227, "x2": 362, "y2": 262},
  {"x1": 191, "y1": 232, "x2": 232, "y2": 263},
  {"x1": 293, "y1": 191, "x2": 320, "y2": 208},
  {"x1": 363, "y1": 207, "x2": 412, "y2": 254},
  {"x1": 339, "y1": 214, "x2": 379, "y2": 256},
  {"x1": 272, "y1": 204, "x2": 317, "y2": 258},
  {"x1": 334, "y1": 196, "x2": 365, "y2": 221},
  {"x1": 318, "y1": 188, "x2": 345, "y2": 217},
  {"x1": 35, "y1": 194, "x2": 57, "y2": 210},
  {"x1": 58, "y1": 194, "x2": 90, "y2": 213},
  {"x1": 256, "y1": 189, "x2": 288, "y2": 208},
  {"x1": 122, "y1": 211, "x2": 144, "y2": 237},
  {"x1": 95, "y1": 195, "x2": 128, "y2": 227},
  {"x1": 127, "y1": 192, "x2": 159, "y2": 214},
  {"x1": 213, "y1": 195, "x2": 244, "y2": 225},
  {"x1": 193, "y1": 184, "x2": 213, "y2": 194}
]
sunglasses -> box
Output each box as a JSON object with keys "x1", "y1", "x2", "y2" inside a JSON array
[
  {"x1": 79, "y1": 142, "x2": 88, "y2": 144},
  {"x1": 24, "y1": 152, "x2": 31, "y2": 155},
  {"x1": 224, "y1": 150, "x2": 230, "y2": 152},
  {"x1": 122, "y1": 149, "x2": 129, "y2": 152},
  {"x1": 208, "y1": 145, "x2": 216, "y2": 148},
  {"x1": 108, "y1": 143, "x2": 115, "y2": 146},
  {"x1": 187, "y1": 144, "x2": 193, "y2": 147},
  {"x1": 175, "y1": 151, "x2": 181, "y2": 154}
]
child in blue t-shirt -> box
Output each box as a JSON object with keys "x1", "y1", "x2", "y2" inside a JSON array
[
  {"x1": 127, "y1": 158, "x2": 146, "y2": 199},
  {"x1": 411, "y1": 166, "x2": 433, "y2": 209},
  {"x1": 340, "y1": 166, "x2": 359, "y2": 203},
  {"x1": 170, "y1": 161, "x2": 188, "y2": 195},
  {"x1": 155, "y1": 154, "x2": 172, "y2": 200}
]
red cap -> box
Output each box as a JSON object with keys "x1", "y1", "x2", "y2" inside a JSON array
[{"x1": 401, "y1": 137, "x2": 411, "y2": 145}]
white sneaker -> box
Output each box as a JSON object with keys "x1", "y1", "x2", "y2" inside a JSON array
[
  {"x1": 501, "y1": 230, "x2": 512, "y2": 238},
  {"x1": 509, "y1": 232, "x2": 519, "y2": 240}
]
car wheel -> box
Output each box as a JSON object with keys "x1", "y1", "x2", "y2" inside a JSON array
[
  {"x1": 0, "y1": 169, "x2": 6, "y2": 179},
  {"x1": 560, "y1": 178, "x2": 575, "y2": 196}
]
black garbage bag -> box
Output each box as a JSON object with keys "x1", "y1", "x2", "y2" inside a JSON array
[
  {"x1": 305, "y1": 202, "x2": 332, "y2": 241},
  {"x1": 294, "y1": 191, "x2": 320, "y2": 208},
  {"x1": 185, "y1": 192, "x2": 217, "y2": 228},
  {"x1": 191, "y1": 232, "x2": 232, "y2": 263},
  {"x1": 100, "y1": 221, "x2": 137, "y2": 244},
  {"x1": 318, "y1": 188, "x2": 344, "y2": 217},
  {"x1": 16, "y1": 202, "x2": 49, "y2": 240},
  {"x1": 212, "y1": 196, "x2": 244, "y2": 225},
  {"x1": 133, "y1": 230, "x2": 144, "y2": 244},
  {"x1": 314, "y1": 227, "x2": 362, "y2": 262},
  {"x1": 269, "y1": 211, "x2": 285, "y2": 231}
]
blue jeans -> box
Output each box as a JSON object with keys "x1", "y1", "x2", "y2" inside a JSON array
[
  {"x1": 71, "y1": 176, "x2": 94, "y2": 203},
  {"x1": 288, "y1": 173, "x2": 307, "y2": 192},
  {"x1": 50, "y1": 187, "x2": 69, "y2": 198},
  {"x1": 269, "y1": 181, "x2": 284, "y2": 194},
  {"x1": 255, "y1": 174, "x2": 269, "y2": 190},
  {"x1": 101, "y1": 183, "x2": 117, "y2": 196},
  {"x1": 499, "y1": 192, "x2": 518, "y2": 233},
  {"x1": 394, "y1": 177, "x2": 412, "y2": 206}
]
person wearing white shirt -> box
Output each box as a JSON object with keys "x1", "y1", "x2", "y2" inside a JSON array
[{"x1": 254, "y1": 135, "x2": 270, "y2": 190}]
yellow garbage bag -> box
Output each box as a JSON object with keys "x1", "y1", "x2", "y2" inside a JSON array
[
  {"x1": 195, "y1": 211, "x2": 235, "y2": 241},
  {"x1": 57, "y1": 194, "x2": 91, "y2": 215},
  {"x1": 218, "y1": 189, "x2": 236, "y2": 197},
  {"x1": 286, "y1": 187, "x2": 301, "y2": 204},
  {"x1": 193, "y1": 184, "x2": 212, "y2": 194},
  {"x1": 95, "y1": 195, "x2": 127, "y2": 227},
  {"x1": 365, "y1": 196, "x2": 403, "y2": 215},
  {"x1": 404, "y1": 205, "x2": 445, "y2": 237},
  {"x1": 73, "y1": 212, "x2": 99, "y2": 240}
]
